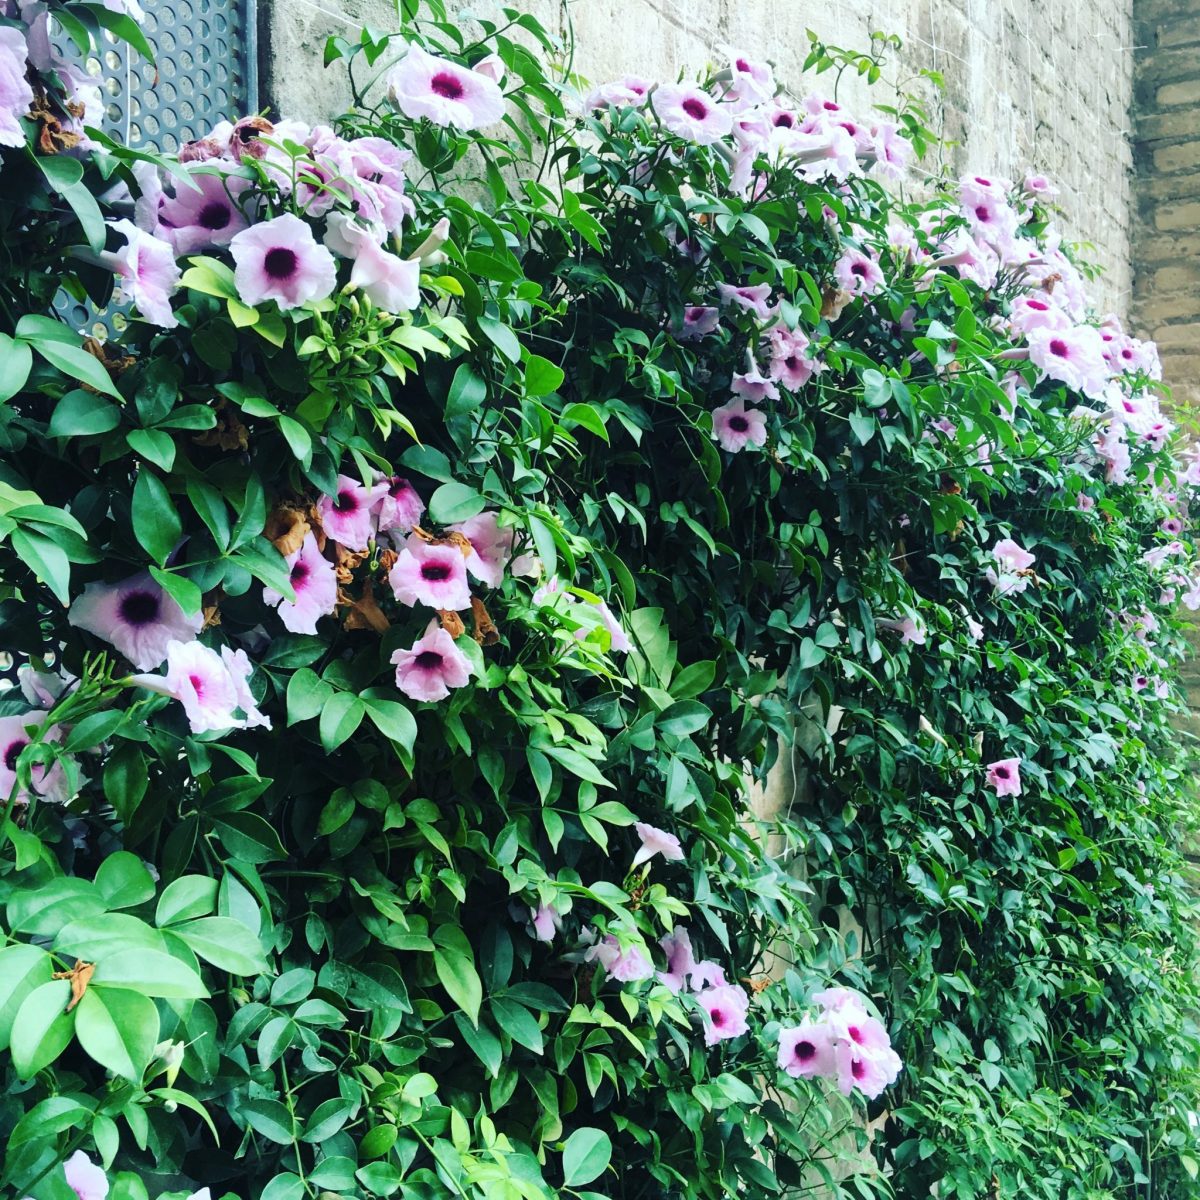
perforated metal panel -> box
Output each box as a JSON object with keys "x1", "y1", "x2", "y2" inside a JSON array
[
  {"x1": 53, "y1": 0, "x2": 257, "y2": 338},
  {"x1": 96, "y1": 0, "x2": 257, "y2": 152}
]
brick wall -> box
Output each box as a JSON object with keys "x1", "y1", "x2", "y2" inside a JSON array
[
  {"x1": 1131, "y1": 0, "x2": 1200, "y2": 410},
  {"x1": 258, "y1": 0, "x2": 1136, "y2": 313}
]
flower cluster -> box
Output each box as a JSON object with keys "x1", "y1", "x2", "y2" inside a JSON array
[{"x1": 777, "y1": 988, "x2": 903, "y2": 1100}]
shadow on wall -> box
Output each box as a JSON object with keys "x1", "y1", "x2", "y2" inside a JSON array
[
  {"x1": 1131, "y1": 0, "x2": 1200, "y2": 413},
  {"x1": 256, "y1": 0, "x2": 1137, "y2": 313}
]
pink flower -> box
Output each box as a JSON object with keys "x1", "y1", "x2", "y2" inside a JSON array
[
  {"x1": 0, "y1": 27, "x2": 33, "y2": 148},
  {"x1": 869, "y1": 122, "x2": 910, "y2": 181},
  {"x1": 0, "y1": 714, "x2": 67, "y2": 806},
  {"x1": 263, "y1": 533, "x2": 337, "y2": 634},
  {"x1": 389, "y1": 535, "x2": 472, "y2": 610},
  {"x1": 586, "y1": 934, "x2": 655, "y2": 982},
  {"x1": 986, "y1": 537, "x2": 1036, "y2": 596},
  {"x1": 387, "y1": 44, "x2": 505, "y2": 130},
  {"x1": 18, "y1": 663, "x2": 74, "y2": 709},
  {"x1": 1161, "y1": 517, "x2": 1184, "y2": 536},
  {"x1": 451, "y1": 512, "x2": 514, "y2": 587},
  {"x1": 530, "y1": 903, "x2": 562, "y2": 943},
  {"x1": 986, "y1": 757, "x2": 1022, "y2": 797},
  {"x1": 1027, "y1": 325, "x2": 1110, "y2": 400},
  {"x1": 876, "y1": 616, "x2": 925, "y2": 645},
  {"x1": 317, "y1": 474, "x2": 387, "y2": 552},
  {"x1": 716, "y1": 281, "x2": 773, "y2": 320},
  {"x1": 711, "y1": 398, "x2": 767, "y2": 453},
  {"x1": 100, "y1": 219, "x2": 181, "y2": 329},
  {"x1": 696, "y1": 983, "x2": 750, "y2": 1046},
  {"x1": 676, "y1": 306, "x2": 720, "y2": 340},
  {"x1": 132, "y1": 640, "x2": 252, "y2": 734},
  {"x1": 651, "y1": 84, "x2": 732, "y2": 144},
  {"x1": 62, "y1": 1151, "x2": 109, "y2": 1200},
  {"x1": 834, "y1": 247, "x2": 885, "y2": 296},
  {"x1": 1022, "y1": 172, "x2": 1059, "y2": 200},
  {"x1": 324, "y1": 213, "x2": 420, "y2": 312},
  {"x1": 1007, "y1": 295, "x2": 1070, "y2": 337},
  {"x1": 374, "y1": 475, "x2": 426, "y2": 541},
  {"x1": 391, "y1": 619, "x2": 473, "y2": 702},
  {"x1": 690, "y1": 960, "x2": 728, "y2": 990},
  {"x1": 778, "y1": 1020, "x2": 837, "y2": 1078},
  {"x1": 631, "y1": 821, "x2": 684, "y2": 869},
  {"x1": 220, "y1": 646, "x2": 271, "y2": 730},
  {"x1": 726, "y1": 54, "x2": 775, "y2": 107},
  {"x1": 767, "y1": 325, "x2": 817, "y2": 390},
  {"x1": 158, "y1": 170, "x2": 249, "y2": 256},
  {"x1": 229, "y1": 213, "x2": 336, "y2": 310},
  {"x1": 583, "y1": 76, "x2": 651, "y2": 111},
  {"x1": 811, "y1": 986, "x2": 867, "y2": 1014},
  {"x1": 593, "y1": 600, "x2": 632, "y2": 653},
  {"x1": 731, "y1": 362, "x2": 780, "y2": 402},
  {"x1": 658, "y1": 927, "x2": 696, "y2": 993},
  {"x1": 834, "y1": 1038, "x2": 903, "y2": 1099},
  {"x1": 69, "y1": 571, "x2": 203, "y2": 670}
]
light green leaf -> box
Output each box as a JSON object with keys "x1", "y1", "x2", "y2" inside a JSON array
[{"x1": 75, "y1": 986, "x2": 159, "y2": 1082}]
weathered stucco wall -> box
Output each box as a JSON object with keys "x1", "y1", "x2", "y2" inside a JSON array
[
  {"x1": 1131, "y1": 0, "x2": 1200, "y2": 410},
  {"x1": 258, "y1": 0, "x2": 1136, "y2": 314}
]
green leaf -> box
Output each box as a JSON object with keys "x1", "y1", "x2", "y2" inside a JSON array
[
  {"x1": 433, "y1": 925, "x2": 482, "y2": 1025},
  {"x1": 656, "y1": 700, "x2": 712, "y2": 737},
  {"x1": 240, "y1": 1098, "x2": 296, "y2": 1145},
  {"x1": 11, "y1": 529, "x2": 71, "y2": 604},
  {"x1": 319, "y1": 692, "x2": 365, "y2": 752},
  {"x1": 75, "y1": 986, "x2": 159, "y2": 1082},
  {"x1": 562, "y1": 1128, "x2": 612, "y2": 1187},
  {"x1": 0, "y1": 944, "x2": 53, "y2": 1051},
  {"x1": 524, "y1": 354, "x2": 564, "y2": 397},
  {"x1": 173, "y1": 916, "x2": 267, "y2": 974},
  {"x1": 47, "y1": 389, "x2": 121, "y2": 436},
  {"x1": 428, "y1": 481, "x2": 486, "y2": 524},
  {"x1": 30, "y1": 338, "x2": 121, "y2": 399},
  {"x1": 477, "y1": 315, "x2": 521, "y2": 362},
  {"x1": 181, "y1": 256, "x2": 238, "y2": 300},
  {"x1": 0, "y1": 332, "x2": 33, "y2": 401},
  {"x1": 132, "y1": 471, "x2": 182, "y2": 567},
  {"x1": 848, "y1": 409, "x2": 876, "y2": 445},
  {"x1": 94, "y1": 851, "x2": 156, "y2": 909},
  {"x1": 156, "y1": 875, "x2": 219, "y2": 926},
  {"x1": 82, "y1": 3, "x2": 156, "y2": 64},
  {"x1": 212, "y1": 812, "x2": 287, "y2": 863},
  {"x1": 90, "y1": 948, "x2": 208, "y2": 999},
  {"x1": 126, "y1": 429, "x2": 176, "y2": 472},
  {"x1": 287, "y1": 668, "x2": 333, "y2": 725},
  {"x1": 63, "y1": 709, "x2": 127, "y2": 752},
  {"x1": 9, "y1": 979, "x2": 74, "y2": 1078},
  {"x1": 363, "y1": 698, "x2": 418, "y2": 752},
  {"x1": 149, "y1": 566, "x2": 202, "y2": 617},
  {"x1": 446, "y1": 363, "x2": 487, "y2": 422}
]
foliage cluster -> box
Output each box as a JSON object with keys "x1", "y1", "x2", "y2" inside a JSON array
[{"x1": 0, "y1": 4, "x2": 1198, "y2": 1200}]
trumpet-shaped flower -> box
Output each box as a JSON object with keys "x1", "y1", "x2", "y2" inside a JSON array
[
  {"x1": 324, "y1": 213, "x2": 420, "y2": 312},
  {"x1": 159, "y1": 170, "x2": 249, "y2": 255},
  {"x1": 229, "y1": 213, "x2": 336, "y2": 310},
  {"x1": 1027, "y1": 324, "x2": 1110, "y2": 399},
  {"x1": 711, "y1": 397, "x2": 767, "y2": 453},
  {"x1": 0, "y1": 27, "x2": 33, "y2": 148},
  {"x1": 62, "y1": 1151, "x2": 109, "y2": 1200},
  {"x1": 391, "y1": 620, "x2": 473, "y2": 702},
  {"x1": 131, "y1": 640, "x2": 258, "y2": 734},
  {"x1": 389, "y1": 535, "x2": 472, "y2": 611},
  {"x1": 697, "y1": 983, "x2": 750, "y2": 1045},
  {"x1": 374, "y1": 475, "x2": 426, "y2": 540},
  {"x1": 317, "y1": 474, "x2": 387, "y2": 552},
  {"x1": 834, "y1": 1038, "x2": 903, "y2": 1099},
  {"x1": 0, "y1": 714, "x2": 67, "y2": 806},
  {"x1": 586, "y1": 934, "x2": 655, "y2": 982},
  {"x1": 387, "y1": 44, "x2": 505, "y2": 130},
  {"x1": 69, "y1": 571, "x2": 203, "y2": 670},
  {"x1": 834, "y1": 247, "x2": 886, "y2": 296},
  {"x1": 631, "y1": 821, "x2": 684, "y2": 869},
  {"x1": 658, "y1": 927, "x2": 697, "y2": 993},
  {"x1": 99, "y1": 219, "x2": 182, "y2": 328},
  {"x1": 263, "y1": 533, "x2": 338, "y2": 634},
  {"x1": 986, "y1": 757, "x2": 1022, "y2": 797},
  {"x1": 778, "y1": 1020, "x2": 838, "y2": 1078},
  {"x1": 651, "y1": 84, "x2": 732, "y2": 144},
  {"x1": 452, "y1": 512, "x2": 514, "y2": 587}
]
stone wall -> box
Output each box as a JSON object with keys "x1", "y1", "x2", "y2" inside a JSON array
[
  {"x1": 1131, "y1": 0, "x2": 1200, "y2": 410},
  {"x1": 258, "y1": 0, "x2": 1136, "y2": 313}
]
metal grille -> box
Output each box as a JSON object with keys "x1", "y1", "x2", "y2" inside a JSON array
[
  {"x1": 54, "y1": 0, "x2": 257, "y2": 339},
  {"x1": 96, "y1": 0, "x2": 256, "y2": 152}
]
